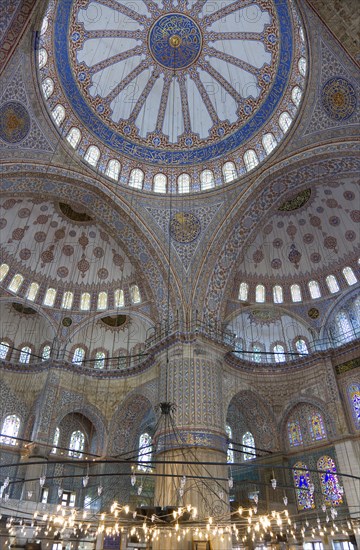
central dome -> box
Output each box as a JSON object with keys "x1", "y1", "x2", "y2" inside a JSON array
[
  {"x1": 149, "y1": 14, "x2": 202, "y2": 70},
  {"x1": 38, "y1": 0, "x2": 307, "y2": 193}
]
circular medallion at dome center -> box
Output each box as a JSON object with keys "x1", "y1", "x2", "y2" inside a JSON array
[{"x1": 149, "y1": 14, "x2": 202, "y2": 70}]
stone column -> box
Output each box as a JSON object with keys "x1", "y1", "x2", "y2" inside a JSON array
[
  {"x1": 153, "y1": 337, "x2": 232, "y2": 550},
  {"x1": 335, "y1": 439, "x2": 360, "y2": 548}
]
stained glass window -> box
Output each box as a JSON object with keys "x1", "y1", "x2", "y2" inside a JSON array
[
  {"x1": 178, "y1": 173, "x2": 190, "y2": 194},
  {"x1": 95, "y1": 351, "x2": 105, "y2": 369},
  {"x1": 290, "y1": 284, "x2": 302, "y2": 302},
  {"x1": 273, "y1": 285, "x2": 283, "y2": 304},
  {"x1": 317, "y1": 456, "x2": 343, "y2": 506},
  {"x1": 308, "y1": 280, "x2": 321, "y2": 299},
  {"x1": 238, "y1": 282, "x2": 249, "y2": 301},
  {"x1": 0, "y1": 263, "x2": 10, "y2": 281},
  {"x1": 72, "y1": 347, "x2": 85, "y2": 365},
  {"x1": 138, "y1": 433, "x2": 152, "y2": 471},
  {"x1": 61, "y1": 291, "x2": 73, "y2": 309},
  {"x1": 226, "y1": 425, "x2": 234, "y2": 464},
  {"x1": 348, "y1": 383, "x2": 360, "y2": 429},
  {"x1": 242, "y1": 431, "x2": 255, "y2": 461},
  {"x1": 342, "y1": 266, "x2": 357, "y2": 286},
  {"x1": 200, "y1": 169, "x2": 215, "y2": 190},
  {"x1": 69, "y1": 430, "x2": 85, "y2": 458},
  {"x1": 336, "y1": 311, "x2": 354, "y2": 343},
  {"x1": 291, "y1": 86, "x2": 302, "y2": 107},
  {"x1": 279, "y1": 111, "x2": 292, "y2": 133},
  {"x1": 293, "y1": 461, "x2": 315, "y2": 510},
  {"x1": 114, "y1": 289, "x2": 124, "y2": 308},
  {"x1": 222, "y1": 162, "x2": 237, "y2": 183},
  {"x1": 44, "y1": 287, "x2": 56, "y2": 306},
  {"x1": 42, "y1": 345, "x2": 51, "y2": 361},
  {"x1": 0, "y1": 415, "x2": 20, "y2": 445},
  {"x1": 38, "y1": 48, "x2": 48, "y2": 68},
  {"x1": 262, "y1": 133, "x2": 277, "y2": 154},
  {"x1": 97, "y1": 291, "x2": 108, "y2": 310},
  {"x1": 80, "y1": 292, "x2": 91, "y2": 311},
  {"x1": 52, "y1": 104, "x2": 65, "y2": 126},
  {"x1": 129, "y1": 168, "x2": 144, "y2": 189},
  {"x1": 105, "y1": 159, "x2": 120, "y2": 181},
  {"x1": 26, "y1": 282, "x2": 39, "y2": 301},
  {"x1": 273, "y1": 344, "x2": 286, "y2": 363},
  {"x1": 8, "y1": 273, "x2": 24, "y2": 293},
  {"x1": 252, "y1": 345, "x2": 262, "y2": 363},
  {"x1": 295, "y1": 339, "x2": 309, "y2": 355},
  {"x1": 244, "y1": 149, "x2": 259, "y2": 172},
  {"x1": 130, "y1": 284, "x2": 141, "y2": 304},
  {"x1": 153, "y1": 173, "x2": 167, "y2": 193},
  {"x1": 84, "y1": 145, "x2": 100, "y2": 167},
  {"x1": 0, "y1": 341, "x2": 10, "y2": 360},
  {"x1": 326, "y1": 275, "x2": 340, "y2": 294},
  {"x1": 298, "y1": 57, "x2": 307, "y2": 77},
  {"x1": 66, "y1": 127, "x2": 81, "y2": 149},
  {"x1": 19, "y1": 346, "x2": 32, "y2": 364},
  {"x1": 288, "y1": 420, "x2": 303, "y2": 447},
  {"x1": 52, "y1": 427, "x2": 60, "y2": 454},
  {"x1": 255, "y1": 284, "x2": 265, "y2": 303},
  {"x1": 42, "y1": 77, "x2": 54, "y2": 99},
  {"x1": 309, "y1": 413, "x2": 326, "y2": 441}
]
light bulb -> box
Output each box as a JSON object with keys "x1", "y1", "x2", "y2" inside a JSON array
[
  {"x1": 131, "y1": 473, "x2": 136, "y2": 486},
  {"x1": 58, "y1": 487, "x2": 63, "y2": 498},
  {"x1": 137, "y1": 485, "x2": 143, "y2": 495},
  {"x1": 82, "y1": 475, "x2": 89, "y2": 487},
  {"x1": 98, "y1": 485, "x2": 103, "y2": 496},
  {"x1": 283, "y1": 496, "x2": 288, "y2": 506},
  {"x1": 40, "y1": 475, "x2": 46, "y2": 487},
  {"x1": 228, "y1": 477, "x2": 233, "y2": 489},
  {"x1": 27, "y1": 491, "x2": 33, "y2": 499},
  {"x1": 271, "y1": 478, "x2": 277, "y2": 489}
]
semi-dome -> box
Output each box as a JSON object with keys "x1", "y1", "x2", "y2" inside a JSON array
[{"x1": 38, "y1": 0, "x2": 307, "y2": 193}]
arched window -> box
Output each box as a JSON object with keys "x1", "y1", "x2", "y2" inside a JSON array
[
  {"x1": 273, "y1": 344, "x2": 286, "y2": 363},
  {"x1": 242, "y1": 431, "x2": 255, "y2": 461},
  {"x1": 243, "y1": 149, "x2": 259, "y2": 172},
  {"x1": 291, "y1": 86, "x2": 302, "y2": 107},
  {"x1": 226, "y1": 425, "x2": 234, "y2": 464},
  {"x1": 342, "y1": 266, "x2": 357, "y2": 286},
  {"x1": 52, "y1": 104, "x2": 65, "y2": 126},
  {"x1": 295, "y1": 339, "x2": 309, "y2": 355},
  {"x1": 114, "y1": 288, "x2": 124, "y2": 308},
  {"x1": 326, "y1": 274, "x2": 340, "y2": 293},
  {"x1": 80, "y1": 292, "x2": 91, "y2": 311},
  {"x1": 347, "y1": 383, "x2": 360, "y2": 429},
  {"x1": 19, "y1": 346, "x2": 32, "y2": 364},
  {"x1": 293, "y1": 462, "x2": 315, "y2": 510},
  {"x1": 252, "y1": 345, "x2": 262, "y2": 363},
  {"x1": 40, "y1": 16, "x2": 48, "y2": 35},
  {"x1": 94, "y1": 351, "x2": 106, "y2": 369},
  {"x1": 273, "y1": 285, "x2": 283, "y2": 304},
  {"x1": 200, "y1": 169, "x2": 215, "y2": 190},
  {"x1": 279, "y1": 111, "x2": 292, "y2": 133},
  {"x1": 309, "y1": 413, "x2": 326, "y2": 441},
  {"x1": 0, "y1": 263, "x2": 10, "y2": 281},
  {"x1": 153, "y1": 173, "x2": 167, "y2": 193},
  {"x1": 66, "y1": 127, "x2": 81, "y2": 149},
  {"x1": 130, "y1": 284, "x2": 141, "y2": 304},
  {"x1": 308, "y1": 280, "x2": 321, "y2": 299},
  {"x1": 222, "y1": 162, "x2": 237, "y2": 183},
  {"x1": 178, "y1": 173, "x2": 190, "y2": 194},
  {"x1": 26, "y1": 282, "x2": 40, "y2": 301},
  {"x1": 61, "y1": 291, "x2": 73, "y2": 309},
  {"x1": 42, "y1": 77, "x2": 54, "y2": 99},
  {"x1": 290, "y1": 284, "x2": 302, "y2": 302},
  {"x1": 8, "y1": 273, "x2": 24, "y2": 293},
  {"x1": 42, "y1": 344, "x2": 51, "y2": 361},
  {"x1": 51, "y1": 427, "x2": 60, "y2": 454},
  {"x1": 84, "y1": 145, "x2": 100, "y2": 167},
  {"x1": 255, "y1": 284, "x2": 265, "y2": 303},
  {"x1": 317, "y1": 456, "x2": 343, "y2": 506},
  {"x1": 72, "y1": 347, "x2": 85, "y2": 365},
  {"x1": 336, "y1": 311, "x2": 354, "y2": 343},
  {"x1": 0, "y1": 415, "x2": 20, "y2": 446},
  {"x1": 0, "y1": 341, "x2": 10, "y2": 360},
  {"x1": 105, "y1": 159, "x2": 121, "y2": 181},
  {"x1": 129, "y1": 168, "x2": 144, "y2": 189},
  {"x1": 38, "y1": 48, "x2": 48, "y2": 68},
  {"x1": 69, "y1": 430, "x2": 85, "y2": 458},
  {"x1": 298, "y1": 57, "x2": 307, "y2": 77},
  {"x1": 44, "y1": 287, "x2": 56, "y2": 306},
  {"x1": 288, "y1": 420, "x2": 303, "y2": 447},
  {"x1": 138, "y1": 433, "x2": 152, "y2": 471},
  {"x1": 97, "y1": 291, "x2": 108, "y2": 310},
  {"x1": 262, "y1": 133, "x2": 277, "y2": 155},
  {"x1": 238, "y1": 282, "x2": 249, "y2": 301}
]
